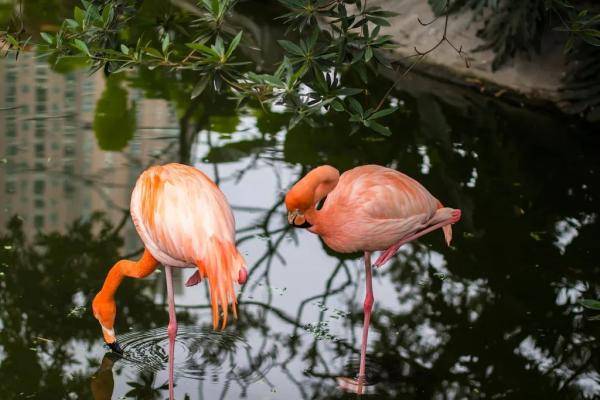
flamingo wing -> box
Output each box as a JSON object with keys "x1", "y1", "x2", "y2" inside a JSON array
[
  {"x1": 330, "y1": 165, "x2": 439, "y2": 221},
  {"x1": 130, "y1": 163, "x2": 235, "y2": 266},
  {"x1": 319, "y1": 165, "x2": 452, "y2": 252},
  {"x1": 131, "y1": 163, "x2": 245, "y2": 328}
]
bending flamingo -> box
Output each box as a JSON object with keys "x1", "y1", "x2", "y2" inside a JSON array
[
  {"x1": 92, "y1": 163, "x2": 248, "y2": 400},
  {"x1": 285, "y1": 164, "x2": 461, "y2": 392}
]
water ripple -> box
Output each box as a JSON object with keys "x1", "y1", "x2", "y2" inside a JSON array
[{"x1": 116, "y1": 325, "x2": 273, "y2": 383}]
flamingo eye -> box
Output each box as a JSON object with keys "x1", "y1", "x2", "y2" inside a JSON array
[{"x1": 315, "y1": 196, "x2": 327, "y2": 211}]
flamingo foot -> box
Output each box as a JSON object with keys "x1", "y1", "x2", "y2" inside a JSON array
[{"x1": 336, "y1": 376, "x2": 374, "y2": 395}]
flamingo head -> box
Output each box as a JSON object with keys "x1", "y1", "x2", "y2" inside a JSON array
[
  {"x1": 285, "y1": 165, "x2": 339, "y2": 229},
  {"x1": 92, "y1": 294, "x2": 122, "y2": 354}
]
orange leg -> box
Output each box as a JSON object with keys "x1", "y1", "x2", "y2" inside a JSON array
[{"x1": 92, "y1": 249, "x2": 159, "y2": 352}]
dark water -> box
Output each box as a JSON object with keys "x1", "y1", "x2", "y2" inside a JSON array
[{"x1": 1, "y1": 2, "x2": 600, "y2": 399}]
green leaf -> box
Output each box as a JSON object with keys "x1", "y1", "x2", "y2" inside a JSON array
[
  {"x1": 347, "y1": 97, "x2": 364, "y2": 115},
  {"x1": 186, "y1": 42, "x2": 218, "y2": 56},
  {"x1": 335, "y1": 88, "x2": 363, "y2": 96},
  {"x1": 368, "y1": 10, "x2": 399, "y2": 18},
  {"x1": 367, "y1": 15, "x2": 391, "y2": 26},
  {"x1": 191, "y1": 74, "x2": 211, "y2": 99},
  {"x1": 161, "y1": 34, "x2": 170, "y2": 54},
  {"x1": 365, "y1": 46, "x2": 373, "y2": 62},
  {"x1": 278, "y1": 40, "x2": 304, "y2": 56},
  {"x1": 74, "y1": 6, "x2": 85, "y2": 26},
  {"x1": 368, "y1": 107, "x2": 397, "y2": 120},
  {"x1": 214, "y1": 36, "x2": 225, "y2": 55},
  {"x1": 373, "y1": 49, "x2": 392, "y2": 68},
  {"x1": 101, "y1": 5, "x2": 113, "y2": 24},
  {"x1": 144, "y1": 47, "x2": 162, "y2": 58},
  {"x1": 290, "y1": 63, "x2": 309, "y2": 84},
  {"x1": 120, "y1": 44, "x2": 130, "y2": 55},
  {"x1": 364, "y1": 120, "x2": 392, "y2": 136},
  {"x1": 5, "y1": 34, "x2": 18, "y2": 47},
  {"x1": 73, "y1": 39, "x2": 90, "y2": 55},
  {"x1": 331, "y1": 99, "x2": 345, "y2": 112},
  {"x1": 225, "y1": 31, "x2": 243, "y2": 58},
  {"x1": 65, "y1": 18, "x2": 79, "y2": 28},
  {"x1": 40, "y1": 32, "x2": 54, "y2": 45},
  {"x1": 579, "y1": 299, "x2": 600, "y2": 310}
]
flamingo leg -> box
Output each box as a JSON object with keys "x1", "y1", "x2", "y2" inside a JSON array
[
  {"x1": 374, "y1": 209, "x2": 461, "y2": 268},
  {"x1": 357, "y1": 251, "x2": 374, "y2": 394},
  {"x1": 165, "y1": 266, "x2": 177, "y2": 400}
]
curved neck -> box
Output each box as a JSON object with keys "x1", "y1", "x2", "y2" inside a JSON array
[{"x1": 287, "y1": 166, "x2": 340, "y2": 211}]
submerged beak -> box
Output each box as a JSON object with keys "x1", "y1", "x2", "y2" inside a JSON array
[
  {"x1": 106, "y1": 341, "x2": 123, "y2": 355},
  {"x1": 287, "y1": 210, "x2": 312, "y2": 229}
]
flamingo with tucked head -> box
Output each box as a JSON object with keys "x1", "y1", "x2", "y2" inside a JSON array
[
  {"x1": 92, "y1": 163, "x2": 248, "y2": 400},
  {"x1": 285, "y1": 164, "x2": 461, "y2": 393}
]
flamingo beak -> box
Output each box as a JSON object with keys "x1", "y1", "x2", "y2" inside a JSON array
[
  {"x1": 287, "y1": 210, "x2": 300, "y2": 225},
  {"x1": 107, "y1": 341, "x2": 123, "y2": 354},
  {"x1": 287, "y1": 210, "x2": 312, "y2": 228}
]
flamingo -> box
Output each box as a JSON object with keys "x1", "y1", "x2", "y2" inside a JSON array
[
  {"x1": 285, "y1": 164, "x2": 461, "y2": 393},
  {"x1": 92, "y1": 163, "x2": 248, "y2": 400}
]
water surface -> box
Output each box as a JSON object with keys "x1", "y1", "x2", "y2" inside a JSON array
[{"x1": 1, "y1": 2, "x2": 600, "y2": 400}]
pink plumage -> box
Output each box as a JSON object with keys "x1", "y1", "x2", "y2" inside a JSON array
[
  {"x1": 307, "y1": 165, "x2": 456, "y2": 254},
  {"x1": 285, "y1": 164, "x2": 461, "y2": 393},
  {"x1": 93, "y1": 163, "x2": 247, "y2": 400}
]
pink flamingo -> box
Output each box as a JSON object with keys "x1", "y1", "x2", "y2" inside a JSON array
[
  {"x1": 285, "y1": 164, "x2": 461, "y2": 393},
  {"x1": 92, "y1": 163, "x2": 248, "y2": 400}
]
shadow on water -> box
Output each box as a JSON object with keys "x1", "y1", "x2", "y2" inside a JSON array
[{"x1": 1, "y1": 1, "x2": 600, "y2": 399}]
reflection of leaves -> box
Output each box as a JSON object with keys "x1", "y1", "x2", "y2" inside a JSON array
[
  {"x1": 205, "y1": 138, "x2": 273, "y2": 163},
  {"x1": 93, "y1": 74, "x2": 136, "y2": 151},
  {"x1": 0, "y1": 213, "x2": 187, "y2": 400},
  {"x1": 209, "y1": 114, "x2": 240, "y2": 134},
  {"x1": 254, "y1": 109, "x2": 289, "y2": 134},
  {"x1": 125, "y1": 371, "x2": 168, "y2": 400}
]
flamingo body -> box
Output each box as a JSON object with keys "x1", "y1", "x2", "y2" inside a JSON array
[
  {"x1": 285, "y1": 164, "x2": 461, "y2": 393},
  {"x1": 92, "y1": 163, "x2": 247, "y2": 400},
  {"x1": 131, "y1": 163, "x2": 245, "y2": 325},
  {"x1": 306, "y1": 165, "x2": 454, "y2": 253}
]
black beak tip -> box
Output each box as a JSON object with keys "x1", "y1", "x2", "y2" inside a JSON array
[
  {"x1": 294, "y1": 221, "x2": 313, "y2": 229},
  {"x1": 106, "y1": 341, "x2": 123, "y2": 355}
]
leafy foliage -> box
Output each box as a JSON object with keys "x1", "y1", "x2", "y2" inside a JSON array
[{"x1": 1, "y1": 0, "x2": 401, "y2": 136}]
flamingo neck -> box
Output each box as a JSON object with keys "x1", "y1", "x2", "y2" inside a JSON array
[
  {"x1": 97, "y1": 267, "x2": 125, "y2": 301},
  {"x1": 286, "y1": 166, "x2": 340, "y2": 212}
]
